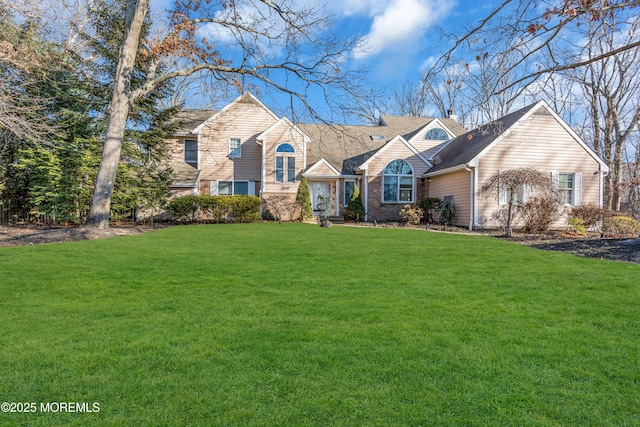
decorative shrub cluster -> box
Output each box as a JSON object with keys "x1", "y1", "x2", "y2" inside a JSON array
[
  {"x1": 570, "y1": 204, "x2": 614, "y2": 227},
  {"x1": 399, "y1": 204, "x2": 423, "y2": 225},
  {"x1": 568, "y1": 217, "x2": 587, "y2": 236},
  {"x1": 519, "y1": 196, "x2": 561, "y2": 233},
  {"x1": 602, "y1": 216, "x2": 640, "y2": 238},
  {"x1": 167, "y1": 195, "x2": 261, "y2": 223},
  {"x1": 418, "y1": 197, "x2": 443, "y2": 224}
]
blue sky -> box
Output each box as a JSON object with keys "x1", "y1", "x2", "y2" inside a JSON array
[{"x1": 148, "y1": 0, "x2": 490, "y2": 114}]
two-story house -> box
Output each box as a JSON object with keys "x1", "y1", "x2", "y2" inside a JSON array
[{"x1": 167, "y1": 92, "x2": 609, "y2": 228}]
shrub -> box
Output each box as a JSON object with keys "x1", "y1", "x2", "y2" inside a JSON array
[
  {"x1": 441, "y1": 201, "x2": 456, "y2": 224},
  {"x1": 263, "y1": 194, "x2": 297, "y2": 223},
  {"x1": 602, "y1": 216, "x2": 640, "y2": 238},
  {"x1": 399, "y1": 204, "x2": 423, "y2": 225},
  {"x1": 518, "y1": 196, "x2": 561, "y2": 233},
  {"x1": 167, "y1": 195, "x2": 261, "y2": 223},
  {"x1": 570, "y1": 204, "x2": 614, "y2": 227},
  {"x1": 568, "y1": 217, "x2": 587, "y2": 236},
  {"x1": 167, "y1": 196, "x2": 199, "y2": 222},
  {"x1": 418, "y1": 197, "x2": 442, "y2": 224},
  {"x1": 344, "y1": 184, "x2": 365, "y2": 221},
  {"x1": 295, "y1": 177, "x2": 312, "y2": 221}
]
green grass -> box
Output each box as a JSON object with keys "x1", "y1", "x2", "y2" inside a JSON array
[{"x1": 0, "y1": 223, "x2": 639, "y2": 426}]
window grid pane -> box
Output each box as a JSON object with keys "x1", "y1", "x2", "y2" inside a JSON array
[
  {"x1": 234, "y1": 181, "x2": 249, "y2": 195},
  {"x1": 184, "y1": 140, "x2": 197, "y2": 166},
  {"x1": 219, "y1": 181, "x2": 232, "y2": 195},
  {"x1": 287, "y1": 157, "x2": 296, "y2": 183},
  {"x1": 275, "y1": 156, "x2": 284, "y2": 183},
  {"x1": 229, "y1": 138, "x2": 241, "y2": 158}
]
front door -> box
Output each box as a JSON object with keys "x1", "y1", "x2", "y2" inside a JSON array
[{"x1": 311, "y1": 182, "x2": 332, "y2": 213}]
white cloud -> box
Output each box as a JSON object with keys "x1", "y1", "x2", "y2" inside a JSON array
[{"x1": 324, "y1": 0, "x2": 455, "y2": 59}]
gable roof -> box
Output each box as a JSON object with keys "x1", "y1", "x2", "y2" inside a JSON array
[
  {"x1": 192, "y1": 92, "x2": 280, "y2": 135},
  {"x1": 174, "y1": 109, "x2": 217, "y2": 135},
  {"x1": 381, "y1": 115, "x2": 467, "y2": 139},
  {"x1": 425, "y1": 101, "x2": 609, "y2": 176},
  {"x1": 425, "y1": 103, "x2": 541, "y2": 175},
  {"x1": 304, "y1": 158, "x2": 341, "y2": 177},
  {"x1": 301, "y1": 117, "x2": 466, "y2": 175},
  {"x1": 257, "y1": 116, "x2": 311, "y2": 143},
  {"x1": 357, "y1": 135, "x2": 432, "y2": 170}
]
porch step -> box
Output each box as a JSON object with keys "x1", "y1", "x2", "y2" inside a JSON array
[{"x1": 325, "y1": 216, "x2": 345, "y2": 224}]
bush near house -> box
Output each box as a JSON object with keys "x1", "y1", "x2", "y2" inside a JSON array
[
  {"x1": 518, "y1": 196, "x2": 561, "y2": 233},
  {"x1": 399, "y1": 204, "x2": 423, "y2": 225},
  {"x1": 418, "y1": 197, "x2": 443, "y2": 224},
  {"x1": 602, "y1": 216, "x2": 640, "y2": 237},
  {"x1": 570, "y1": 204, "x2": 614, "y2": 228},
  {"x1": 167, "y1": 195, "x2": 261, "y2": 223}
]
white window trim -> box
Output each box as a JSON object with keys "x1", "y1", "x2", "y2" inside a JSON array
[
  {"x1": 552, "y1": 172, "x2": 582, "y2": 206},
  {"x1": 211, "y1": 180, "x2": 255, "y2": 196},
  {"x1": 229, "y1": 138, "x2": 241, "y2": 158},
  {"x1": 382, "y1": 160, "x2": 414, "y2": 204},
  {"x1": 275, "y1": 155, "x2": 296, "y2": 183}
]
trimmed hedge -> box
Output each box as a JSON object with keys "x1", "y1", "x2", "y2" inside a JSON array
[{"x1": 167, "y1": 195, "x2": 261, "y2": 223}]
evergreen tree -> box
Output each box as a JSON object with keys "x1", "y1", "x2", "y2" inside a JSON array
[
  {"x1": 345, "y1": 184, "x2": 365, "y2": 221},
  {"x1": 295, "y1": 176, "x2": 312, "y2": 220}
]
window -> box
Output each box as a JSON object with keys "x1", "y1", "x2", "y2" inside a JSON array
[
  {"x1": 229, "y1": 138, "x2": 241, "y2": 158},
  {"x1": 344, "y1": 181, "x2": 355, "y2": 206},
  {"x1": 383, "y1": 159, "x2": 413, "y2": 203},
  {"x1": 215, "y1": 181, "x2": 252, "y2": 195},
  {"x1": 425, "y1": 128, "x2": 449, "y2": 140},
  {"x1": 184, "y1": 139, "x2": 197, "y2": 167},
  {"x1": 553, "y1": 172, "x2": 582, "y2": 205},
  {"x1": 275, "y1": 143, "x2": 296, "y2": 183}
]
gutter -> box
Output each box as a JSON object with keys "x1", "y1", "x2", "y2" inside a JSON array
[{"x1": 463, "y1": 164, "x2": 475, "y2": 231}]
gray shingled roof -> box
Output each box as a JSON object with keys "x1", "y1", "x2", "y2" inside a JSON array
[
  {"x1": 425, "y1": 103, "x2": 540, "y2": 175},
  {"x1": 174, "y1": 109, "x2": 217, "y2": 134},
  {"x1": 170, "y1": 160, "x2": 200, "y2": 184},
  {"x1": 301, "y1": 116, "x2": 467, "y2": 175}
]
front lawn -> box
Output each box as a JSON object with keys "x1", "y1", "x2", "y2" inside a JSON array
[{"x1": 0, "y1": 223, "x2": 638, "y2": 426}]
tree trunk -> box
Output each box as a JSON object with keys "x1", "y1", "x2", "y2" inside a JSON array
[{"x1": 84, "y1": 0, "x2": 149, "y2": 229}]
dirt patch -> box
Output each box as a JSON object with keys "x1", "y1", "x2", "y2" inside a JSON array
[{"x1": 0, "y1": 225, "x2": 162, "y2": 247}]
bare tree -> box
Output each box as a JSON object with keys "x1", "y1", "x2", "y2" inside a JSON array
[
  {"x1": 429, "y1": 0, "x2": 640, "y2": 96},
  {"x1": 479, "y1": 168, "x2": 557, "y2": 237},
  {"x1": 85, "y1": 0, "x2": 367, "y2": 228},
  {"x1": 571, "y1": 16, "x2": 640, "y2": 211}
]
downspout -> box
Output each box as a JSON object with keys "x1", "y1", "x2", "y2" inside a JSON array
[
  {"x1": 260, "y1": 137, "x2": 266, "y2": 197},
  {"x1": 464, "y1": 165, "x2": 474, "y2": 231},
  {"x1": 335, "y1": 178, "x2": 340, "y2": 216},
  {"x1": 195, "y1": 133, "x2": 201, "y2": 195},
  {"x1": 599, "y1": 166, "x2": 609, "y2": 209},
  {"x1": 364, "y1": 169, "x2": 369, "y2": 222}
]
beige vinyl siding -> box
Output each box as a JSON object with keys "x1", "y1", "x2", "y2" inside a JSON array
[
  {"x1": 477, "y1": 113, "x2": 602, "y2": 228},
  {"x1": 198, "y1": 101, "x2": 275, "y2": 182},
  {"x1": 428, "y1": 170, "x2": 471, "y2": 227},
  {"x1": 262, "y1": 122, "x2": 307, "y2": 195},
  {"x1": 306, "y1": 161, "x2": 339, "y2": 176}
]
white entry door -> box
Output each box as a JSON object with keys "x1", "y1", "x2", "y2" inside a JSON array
[{"x1": 311, "y1": 182, "x2": 332, "y2": 212}]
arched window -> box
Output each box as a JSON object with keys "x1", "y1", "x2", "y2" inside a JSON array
[
  {"x1": 425, "y1": 128, "x2": 449, "y2": 140},
  {"x1": 275, "y1": 143, "x2": 296, "y2": 183},
  {"x1": 383, "y1": 159, "x2": 413, "y2": 203},
  {"x1": 276, "y1": 143, "x2": 295, "y2": 153}
]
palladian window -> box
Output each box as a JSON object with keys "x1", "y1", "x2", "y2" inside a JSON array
[
  {"x1": 383, "y1": 159, "x2": 413, "y2": 203},
  {"x1": 275, "y1": 143, "x2": 296, "y2": 183}
]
